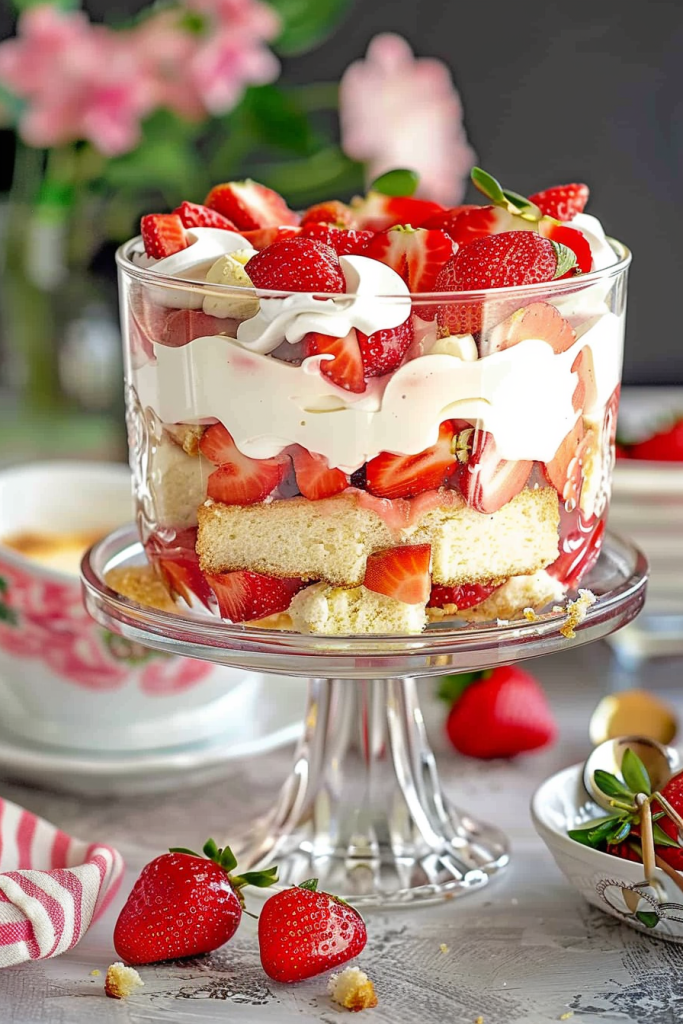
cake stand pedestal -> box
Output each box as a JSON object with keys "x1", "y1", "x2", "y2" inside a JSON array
[{"x1": 82, "y1": 527, "x2": 647, "y2": 908}]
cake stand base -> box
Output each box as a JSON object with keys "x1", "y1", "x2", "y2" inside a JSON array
[{"x1": 232, "y1": 677, "x2": 507, "y2": 906}]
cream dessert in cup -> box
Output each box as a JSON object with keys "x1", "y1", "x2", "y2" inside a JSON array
[{"x1": 117, "y1": 171, "x2": 630, "y2": 635}]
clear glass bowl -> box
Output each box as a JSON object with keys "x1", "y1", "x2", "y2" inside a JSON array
[{"x1": 116, "y1": 238, "x2": 631, "y2": 636}]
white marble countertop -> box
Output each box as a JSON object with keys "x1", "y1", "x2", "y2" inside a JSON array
[{"x1": 2, "y1": 641, "x2": 683, "y2": 1024}]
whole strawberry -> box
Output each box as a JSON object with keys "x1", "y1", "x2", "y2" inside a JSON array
[
  {"x1": 114, "y1": 839, "x2": 277, "y2": 965},
  {"x1": 442, "y1": 666, "x2": 557, "y2": 759},
  {"x1": 258, "y1": 879, "x2": 367, "y2": 983},
  {"x1": 627, "y1": 418, "x2": 683, "y2": 462}
]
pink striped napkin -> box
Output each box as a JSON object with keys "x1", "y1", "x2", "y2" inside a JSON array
[{"x1": 0, "y1": 797, "x2": 124, "y2": 967}]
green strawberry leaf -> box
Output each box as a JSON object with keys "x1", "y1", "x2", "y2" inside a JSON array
[
  {"x1": 219, "y1": 846, "x2": 238, "y2": 872},
  {"x1": 235, "y1": 866, "x2": 279, "y2": 888},
  {"x1": 471, "y1": 167, "x2": 506, "y2": 205},
  {"x1": 298, "y1": 878, "x2": 319, "y2": 892},
  {"x1": 652, "y1": 821, "x2": 681, "y2": 849},
  {"x1": 437, "y1": 671, "x2": 491, "y2": 705},
  {"x1": 593, "y1": 769, "x2": 636, "y2": 801},
  {"x1": 621, "y1": 748, "x2": 652, "y2": 796},
  {"x1": 550, "y1": 240, "x2": 579, "y2": 279},
  {"x1": 635, "y1": 910, "x2": 659, "y2": 928},
  {"x1": 169, "y1": 847, "x2": 200, "y2": 857},
  {"x1": 369, "y1": 168, "x2": 420, "y2": 197}
]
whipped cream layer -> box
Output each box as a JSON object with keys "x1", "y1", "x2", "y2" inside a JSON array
[{"x1": 135, "y1": 311, "x2": 624, "y2": 472}]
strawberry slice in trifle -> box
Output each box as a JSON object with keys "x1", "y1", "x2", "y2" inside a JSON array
[{"x1": 118, "y1": 166, "x2": 630, "y2": 635}]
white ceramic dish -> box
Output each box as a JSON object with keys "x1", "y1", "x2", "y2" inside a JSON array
[
  {"x1": 531, "y1": 761, "x2": 683, "y2": 942},
  {"x1": 0, "y1": 673, "x2": 306, "y2": 796}
]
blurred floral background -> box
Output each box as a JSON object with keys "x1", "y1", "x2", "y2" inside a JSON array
[{"x1": 0, "y1": 0, "x2": 475, "y2": 462}]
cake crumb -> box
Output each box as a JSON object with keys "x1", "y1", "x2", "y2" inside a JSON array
[
  {"x1": 496, "y1": 618, "x2": 510, "y2": 626},
  {"x1": 439, "y1": 943, "x2": 449, "y2": 954},
  {"x1": 328, "y1": 967, "x2": 378, "y2": 1011},
  {"x1": 90, "y1": 969, "x2": 101, "y2": 976},
  {"x1": 560, "y1": 589, "x2": 597, "y2": 639},
  {"x1": 560, "y1": 1014, "x2": 574, "y2": 1021},
  {"x1": 475, "y1": 1016, "x2": 484, "y2": 1024},
  {"x1": 104, "y1": 962, "x2": 144, "y2": 999},
  {"x1": 523, "y1": 607, "x2": 538, "y2": 622}
]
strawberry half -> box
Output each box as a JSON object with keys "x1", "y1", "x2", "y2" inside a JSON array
[
  {"x1": 364, "y1": 225, "x2": 455, "y2": 292},
  {"x1": 300, "y1": 200, "x2": 354, "y2": 228},
  {"x1": 528, "y1": 183, "x2": 590, "y2": 221},
  {"x1": 433, "y1": 205, "x2": 523, "y2": 247},
  {"x1": 240, "y1": 226, "x2": 301, "y2": 250},
  {"x1": 352, "y1": 191, "x2": 444, "y2": 231},
  {"x1": 460, "y1": 430, "x2": 532, "y2": 514},
  {"x1": 301, "y1": 222, "x2": 374, "y2": 256},
  {"x1": 543, "y1": 419, "x2": 588, "y2": 508},
  {"x1": 145, "y1": 527, "x2": 212, "y2": 608},
  {"x1": 486, "y1": 301, "x2": 576, "y2": 355},
  {"x1": 539, "y1": 221, "x2": 593, "y2": 274},
  {"x1": 366, "y1": 421, "x2": 458, "y2": 499},
  {"x1": 258, "y1": 880, "x2": 367, "y2": 983},
  {"x1": 357, "y1": 317, "x2": 413, "y2": 377},
  {"x1": 174, "y1": 201, "x2": 239, "y2": 231},
  {"x1": 421, "y1": 205, "x2": 480, "y2": 232},
  {"x1": 445, "y1": 665, "x2": 557, "y2": 759},
  {"x1": 246, "y1": 238, "x2": 345, "y2": 293},
  {"x1": 428, "y1": 580, "x2": 503, "y2": 609},
  {"x1": 205, "y1": 570, "x2": 305, "y2": 622},
  {"x1": 305, "y1": 330, "x2": 365, "y2": 393},
  {"x1": 290, "y1": 445, "x2": 349, "y2": 500},
  {"x1": 199, "y1": 424, "x2": 287, "y2": 505},
  {"x1": 161, "y1": 309, "x2": 237, "y2": 348},
  {"x1": 141, "y1": 213, "x2": 188, "y2": 259},
  {"x1": 205, "y1": 180, "x2": 300, "y2": 230},
  {"x1": 364, "y1": 544, "x2": 432, "y2": 605}
]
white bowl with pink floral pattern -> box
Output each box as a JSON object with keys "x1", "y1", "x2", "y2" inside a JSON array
[{"x1": 0, "y1": 461, "x2": 252, "y2": 753}]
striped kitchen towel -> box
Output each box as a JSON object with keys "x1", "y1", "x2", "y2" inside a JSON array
[{"x1": 0, "y1": 797, "x2": 124, "y2": 967}]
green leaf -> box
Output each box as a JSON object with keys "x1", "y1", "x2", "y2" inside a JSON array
[
  {"x1": 268, "y1": 0, "x2": 351, "y2": 56},
  {"x1": 437, "y1": 671, "x2": 490, "y2": 705},
  {"x1": 568, "y1": 816, "x2": 622, "y2": 849},
  {"x1": 0, "y1": 578, "x2": 6, "y2": 595},
  {"x1": 594, "y1": 769, "x2": 636, "y2": 801},
  {"x1": 219, "y1": 846, "x2": 238, "y2": 871},
  {"x1": 103, "y1": 111, "x2": 204, "y2": 195},
  {"x1": 202, "y1": 838, "x2": 220, "y2": 860},
  {"x1": 12, "y1": 0, "x2": 79, "y2": 9},
  {"x1": 169, "y1": 847, "x2": 200, "y2": 857},
  {"x1": 609, "y1": 819, "x2": 632, "y2": 844},
  {"x1": 238, "y1": 867, "x2": 279, "y2": 888},
  {"x1": 471, "y1": 167, "x2": 506, "y2": 205},
  {"x1": 635, "y1": 910, "x2": 659, "y2": 928},
  {"x1": 369, "y1": 168, "x2": 420, "y2": 198},
  {"x1": 652, "y1": 821, "x2": 681, "y2": 849},
  {"x1": 242, "y1": 85, "x2": 316, "y2": 156},
  {"x1": 298, "y1": 878, "x2": 319, "y2": 892},
  {"x1": 550, "y1": 240, "x2": 579, "y2": 279},
  {"x1": 0, "y1": 603, "x2": 17, "y2": 625},
  {"x1": 621, "y1": 748, "x2": 652, "y2": 796}
]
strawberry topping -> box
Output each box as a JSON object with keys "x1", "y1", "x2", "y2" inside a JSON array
[
  {"x1": 145, "y1": 527, "x2": 212, "y2": 608},
  {"x1": 357, "y1": 317, "x2": 413, "y2": 377},
  {"x1": 428, "y1": 580, "x2": 503, "y2": 609},
  {"x1": 204, "y1": 180, "x2": 299, "y2": 230},
  {"x1": 240, "y1": 226, "x2": 302, "y2": 250},
  {"x1": 540, "y1": 221, "x2": 593, "y2": 274},
  {"x1": 199, "y1": 424, "x2": 287, "y2": 505},
  {"x1": 300, "y1": 200, "x2": 354, "y2": 227},
  {"x1": 363, "y1": 544, "x2": 432, "y2": 605},
  {"x1": 174, "y1": 201, "x2": 238, "y2": 231},
  {"x1": 460, "y1": 430, "x2": 532, "y2": 514},
  {"x1": 435, "y1": 205, "x2": 523, "y2": 247},
  {"x1": 301, "y1": 222, "x2": 374, "y2": 256},
  {"x1": 205, "y1": 570, "x2": 305, "y2": 622},
  {"x1": 364, "y1": 225, "x2": 456, "y2": 292},
  {"x1": 366, "y1": 421, "x2": 458, "y2": 499},
  {"x1": 352, "y1": 192, "x2": 444, "y2": 231},
  {"x1": 305, "y1": 330, "x2": 365, "y2": 393},
  {"x1": 486, "y1": 301, "x2": 576, "y2": 355},
  {"x1": 246, "y1": 238, "x2": 345, "y2": 293},
  {"x1": 290, "y1": 445, "x2": 349, "y2": 500},
  {"x1": 141, "y1": 213, "x2": 188, "y2": 259},
  {"x1": 528, "y1": 183, "x2": 590, "y2": 221}
]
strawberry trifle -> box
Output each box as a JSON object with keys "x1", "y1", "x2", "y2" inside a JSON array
[{"x1": 118, "y1": 168, "x2": 630, "y2": 634}]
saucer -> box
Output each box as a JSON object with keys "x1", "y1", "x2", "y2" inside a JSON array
[{"x1": 0, "y1": 674, "x2": 306, "y2": 797}]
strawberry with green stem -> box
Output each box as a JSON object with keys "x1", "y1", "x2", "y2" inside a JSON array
[{"x1": 0, "y1": 576, "x2": 16, "y2": 625}]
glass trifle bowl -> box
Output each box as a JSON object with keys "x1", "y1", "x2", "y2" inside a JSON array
[{"x1": 116, "y1": 189, "x2": 631, "y2": 637}]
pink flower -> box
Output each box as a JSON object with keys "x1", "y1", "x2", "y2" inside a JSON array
[{"x1": 340, "y1": 34, "x2": 476, "y2": 207}]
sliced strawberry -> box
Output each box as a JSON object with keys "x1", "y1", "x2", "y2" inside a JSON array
[
  {"x1": 145, "y1": 527, "x2": 212, "y2": 607},
  {"x1": 240, "y1": 226, "x2": 302, "y2": 250},
  {"x1": 162, "y1": 309, "x2": 238, "y2": 348},
  {"x1": 486, "y1": 301, "x2": 576, "y2": 355},
  {"x1": 205, "y1": 570, "x2": 305, "y2": 622},
  {"x1": 363, "y1": 544, "x2": 432, "y2": 605},
  {"x1": 204, "y1": 180, "x2": 300, "y2": 231},
  {"x1": 421, "y1": 205, "x2": 481, "y2": 232},
  {"x1": 428, "y1": 580, "x2": 503, "y2": 609},
  {"x1": 432, "y1": 205, "x2": 523, "y2": 247},
  {"x1": 543, "y1": 420, "x2": 587, "y2": 508},
  {"x1": 290, "y1": 446, "x2": 349, "y2": 500},
  {"x1": 305, "y1": 330, "x2": 365, "y2": 393},
  {"x1": 528, "y1": 183, "x2": 589, "y2": 221},
  {"x1": 357, "y1": 317, "x2": 413, "y2": 377},
  {"x1": 548, "y1": 514, "x2": 605, "y2": 588},
  {"x1": 245, "y1": 238, "x2": 345, "y2": 293},
  {"x1": 300, "y1": 200, "x2": 354, "y2": 228},
  {"x1": 141, "y1": 214, "x2": 188, "y2": 259},
  {"x1": 301, "y1": 223, "x2": 374, "y2": 256},
  {"x1": 364, "y1": 225, "x2": 455, "y2": 292},
  {"x1": 461, "y1": 431, "x2": 532, "y2": 514},
  {"x1": 539, "y1": 221, "x2": 592, "y2": 274},
  {"x1": 199, "y1": 424, "x2": 287, "y2": 505},
  {"x1": 352, "y1": 192, "x2": 444, "y2": 231},
  {"x1": 174, "y1": 201, "x2": 238, "y2": 231},
  {"x1": 571, "y1": 348, "x2": 590, "y2": 413},
  {"x1": 366, "y1": 421, "x2": 457, "y2": 499}
]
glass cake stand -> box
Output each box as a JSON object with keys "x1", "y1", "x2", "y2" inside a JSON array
[{"x1": 82, "y1": 525, "x2": 647, "y2": 907}]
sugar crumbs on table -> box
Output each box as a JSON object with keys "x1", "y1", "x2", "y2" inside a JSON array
[
  {"x1": 90, "y1": 969, "x2": 101, "y2": 977},
  {"x1": 475, "y1": 1016, "x2": 484, "y2": 1024},
  {"x1": 560, "y1": 589, "x2": 596, "y2": 639},
  {"x1": 439, "y1": 943, "x2": 449, "y2": 954},
  {"x1": 560, "y1": 1014, "x2": 574, "y2": 1021}
]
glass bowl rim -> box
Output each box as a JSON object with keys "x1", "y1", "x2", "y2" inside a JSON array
[{"x1": 115, "y1": 235, "x2": 631, "y2": 302}]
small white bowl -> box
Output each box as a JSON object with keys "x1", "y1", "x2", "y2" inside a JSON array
[{"x1": 531, "y1": 762, "x2": 683, "y2": 942}]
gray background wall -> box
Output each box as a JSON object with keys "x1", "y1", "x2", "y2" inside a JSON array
[{"x1": 2, "y1": 0, "x2": 681, "y2": 385}]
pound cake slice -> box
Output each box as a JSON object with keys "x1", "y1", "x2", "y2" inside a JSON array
[{"x1": 289, "y1": 582, "x2": 427, "y2": 635}]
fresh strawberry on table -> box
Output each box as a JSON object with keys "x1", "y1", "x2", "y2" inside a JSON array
[
  {"x1": 364, "y1": 225, "x2": 456, "y2": 292},
  {"x1": 114, "y1": 839, "x2": 277, "y2": 965},
  {"x1": 199, "y1": 423, "x2": 288, "y2": 504},
  {"x1": 258, "y1": 879, "x2": 368, "y2": 983},
  {"x1": 363, "y1": 544, "x2": 432, "y2": 605},
  {"x1": 366, "y1": 421, "x2": 459, "y2": 499},
  {"x1": 205, "y1": 570, "x2": 306, "y2": 622},
  {"x1": 440, "y1": 666, "x2": 557, "y2": 759},
  {"x1": 626, "y1": 418, "x2": 683, "y2": 462},
  {"x1": 528, "y1": 183, "x2": 590, "y2": 221},
  {"x1": 246, "y1": 238, "x2": 346, "y2": 293},
  {"x1": 460, "y1": 430, "x2": 532, "y2": 514},
  {"x1": 174, "y1": 201, "x2": 239, "y2": 231},
  {"x1": 290, "y1": 445, "x2": 349, "y2": 500},
  {"x1": 141, "y1": 213, "x2": 188, "y2": 259},
  {"x1": 204, "y1": 180, "x2": 300, "y2": 230}
]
